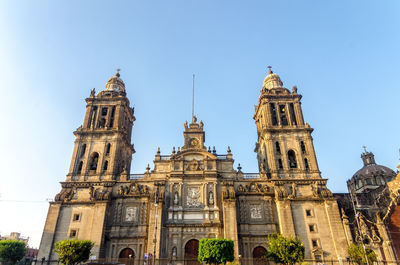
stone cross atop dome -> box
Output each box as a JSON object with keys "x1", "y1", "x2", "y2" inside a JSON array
[
  {"x1": 105, "y1": 68, "x2": 126, "y2": 92},
  {"x1": 262, "y1": 66, "x2": 284, "y2": 90}
]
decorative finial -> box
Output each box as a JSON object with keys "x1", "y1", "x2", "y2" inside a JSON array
[
  {"x1": 237, "y1": 163, "x2": 242, "y2": 172},
  {"x1": 157, "y1": 147, "x2": 160, "y2": 154},
  {"x1": 212, "y1": 146, "x2": 216, "y2": 154},
  {"x1": 172, "y1": 147, "x2": 176, "y2": 154},
  {"x1": 227, "y1": 146, "x2": 231, "y2": 154},
  {"x1": 362, "y1": 145, "x2": 367, "y2": 153},
  {"x1": 146, "y1": 164, "x2": 150, "y2": 173},
  {"x1": 208, "y1": 146, "x2": 211, "y2": 152},
  {"x1": 116, "y1": 68, "x2": 121, "y2": 77},
  {"x1": 267, "y1": 66, "x2": 273, "y2": 74}
]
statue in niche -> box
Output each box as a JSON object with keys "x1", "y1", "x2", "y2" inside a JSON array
[
  {"x1": 172, "y1": 247, "x2": 177, "y2": 257},
  {"x1": 208, "y1": 191, "x2": 214, "y2": 205},
  {"x1": 174, "y1": 191, "x2": 179, "y2": 205}
]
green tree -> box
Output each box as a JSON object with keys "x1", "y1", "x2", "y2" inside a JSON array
[
  {"x1": 54, "y1": 239, "x2": 94, "y2": 265},
  {"x1": 266, "y1": 234, "x2": 305, "y2": 265},
  {"x1": 198, "y1": 238, "x2": 235, "y2": 265},
  {"x1": 347, "y1": 243, "x2": 377, "y2": 265},
  {"x1": 0, "y1": 240, "x2": 27, "y2": 265}
]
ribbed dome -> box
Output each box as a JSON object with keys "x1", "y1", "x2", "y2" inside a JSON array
[
  {"x1": 105, "y1": 70, "x2": 125, "y2": 92},
  {"x1": 349, "y1": 151, "x2": 395, "y2": 192},
  {"x1": 352, "y1": 163, "x2": 395, "y2": 180},
  {"x1": 262, "y1": 68, "x2": 284, "y2": 89}
]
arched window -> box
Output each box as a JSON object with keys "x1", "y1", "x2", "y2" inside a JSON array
[
  {"x1": 89, "y1": 152, "x2": 99, "y2": 171},
  {"x1": 278, "y1": 159, "x2": 283, "y2": 169},
  {"x1": 275, "y1": 142, "x2": 281, "y2": 154},
  {"x1": 106, "y1": 143, "x2": 111, "y2": 156},
  {"x1": 304, "y1": 158, "x2": 309, "y2": 170},
  {"x1": 300, "y1": 141, "x2": 306, "y2": 153},
  {"x1": 103, "y1": 160, "x2": 108, "y2": 171},
  {"x1": 77, "y1": 161, "x2": 83, "y2": 173},
  {"x1": 80, "y1": 144, "x2": 86, "y2": 158},
  {"x1": 288, "y1": 150, "x2": 297, "y2": 168}
]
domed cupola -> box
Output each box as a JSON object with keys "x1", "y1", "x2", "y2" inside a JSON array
[
  {"x1": 347, "y1": 148, "x2": 396, "y2": 194},
  {"x1": 262, "y1": 66, "x2": 284, "y2": 90},
  {"x1": 105, "y1": 69, "x2": 125, "y2": 92}
]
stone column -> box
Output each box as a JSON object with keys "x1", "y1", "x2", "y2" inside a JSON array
[
  {"x1": 37, "y1": 204, "x2": 61, "y2": 262},
  {"x1": 275, "y1": 200, "x2": 296, "y2": 236},
  {"x1": 222, "y1": 199, "x2": 239, "y2": 258}
]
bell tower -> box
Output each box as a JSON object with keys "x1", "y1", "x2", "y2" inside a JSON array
[
  {"x1": 254, "y1": 67, "x2": 320, "y2": 179},
  {"x1": 66, "y1": 70, "x2": 135, "y2": 182}
]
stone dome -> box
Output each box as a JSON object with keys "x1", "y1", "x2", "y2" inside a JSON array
[
  {"x1": 105, "y1": 70, "x2": 125, "y2": 92},
  {"x1": 348, "y1": 151, "x2": 395, "y2": 193},
  {"x1": 262, "y1": 68, "x2": 284, "y2": 89}
]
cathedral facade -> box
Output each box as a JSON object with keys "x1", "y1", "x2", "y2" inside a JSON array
[{"x1": 38, "y1": 69, "x2": 352, "y2": 263}]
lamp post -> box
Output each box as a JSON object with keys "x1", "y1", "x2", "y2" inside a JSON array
[{"x1": 153, "y1": 202, "x2": 159, "y2": 265}]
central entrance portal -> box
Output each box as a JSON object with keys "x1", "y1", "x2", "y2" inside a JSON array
[{"x1": 185, "y1": 239, "x2": 200, "y2": 265}]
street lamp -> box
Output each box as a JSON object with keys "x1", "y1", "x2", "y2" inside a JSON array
[{"x1": 153, "y1": 202, "x2": 159, "y2": 265}]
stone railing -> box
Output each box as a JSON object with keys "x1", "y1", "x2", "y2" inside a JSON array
[
  {"x1": 243, "y1": 173, "x2": 260, "y2": 179},
  {"x1": 128, "y1": 174, "x2": 145, "y2": 180}
]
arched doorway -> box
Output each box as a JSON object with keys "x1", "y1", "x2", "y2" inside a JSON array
[
  {"x1": 253, "y1": 246, "x2": 268, "y2": 265},
  {"x1": 185, "y1": 239, "x2": 200, "y2": 265},
  {"x1": 119, "y1": 248, "x2": 135, "y2": 265}
]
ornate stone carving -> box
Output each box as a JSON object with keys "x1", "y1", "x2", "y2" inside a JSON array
[
  {"x1": 250, "y1": 205, "x2": 262, "y2": 219},
  {"x1": 186, "y1": 187, "x2": 201, "y2": 207},
  {"x1": 117, "y1": 183, "x2": 150, "y2": 197},
  {"x1": 187, "y1": 159, "x2": 200, "y2": 171},
  {"x1": 55, "y1": 187, "x2": 76, "y2": 202},
  {"x1": 89, "y1": 186, "x2": 111, "y2": 201},
  {"x1": 125, "y1": 206, "x2": 138, "y2": 222}
]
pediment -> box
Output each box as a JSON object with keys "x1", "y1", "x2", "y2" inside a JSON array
[{"x1": 173, "y1": 149, "x2": 216, "y2": 161}]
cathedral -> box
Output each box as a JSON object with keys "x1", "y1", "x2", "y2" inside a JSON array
[{"x1": 38, "y1": 68, "x2": 356, "y2": 264}]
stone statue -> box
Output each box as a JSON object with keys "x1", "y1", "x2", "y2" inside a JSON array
[
  {"x1": 184, "y1": 121, "x2": 188, "y2": 129},
  {"x1": 192, "y1": 115, "x2": 197, "y2": 123},
  {"x1": 200, "y1": 120, "x2": 204, "y2": 129},
  {"x1": 208, "y1": 191, "x2": 214, "y2": 205},
  {"x1": 292, "y1": 86, "x2": 297, "y2": 94},
  {"x1": 174, "y1": 191, "x2": 179, "y2": 205},
  {"x1": 90, "y1": 88, "x2": 96, "y2": 97}
]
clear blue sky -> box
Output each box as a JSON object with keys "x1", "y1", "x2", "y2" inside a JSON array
[{"x1": 0, "y1": 0, "x2": 399, "y2": 248}]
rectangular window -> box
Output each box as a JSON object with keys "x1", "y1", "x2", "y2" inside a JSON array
[
  {"x1": 306, "y1": 209, "x2": 312, "y2": 217},
  {"x1": 309, "y1": 224, "x2": 316, "y2": 232},
  {"x1": 289, "y1": 103, "x2": 297, "y2": 125},
  {"x1": 101, "y1": 107, "x2": 108, "y2": 116},
  {"x1": 312, "y1": 239, "x2": 319, "y2": 248},
  {"x1": 73, "y1": 214, "x2": 81, "y2": 221},
  {"x1": 270, "y1": 103, "x2": 278, "y2": 125},
  {"x1": 69, "y1": 229, "x2": 77, "y2": 238}
]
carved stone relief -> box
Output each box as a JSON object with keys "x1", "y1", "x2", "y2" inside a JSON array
[
  {"x1": 186, "y1": 187, "x2": 201, "y2": 207},
  {"x1": 250, "y1": 205, "x2": 262, "y2": 219},
  {"x1": 125, "y1": 206, "x2": 138, "y2": 222}
]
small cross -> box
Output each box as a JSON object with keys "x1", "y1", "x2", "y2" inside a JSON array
[
  {"x1": 267, "y1": 66, "x2": 272, "y2": 74},
  {"x1": 362, "y1": 145, "x2": 367, "y2": 152}
]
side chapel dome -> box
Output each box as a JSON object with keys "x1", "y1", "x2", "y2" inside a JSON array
[{"x1": 348, "y1": 150, "x2": 395, "y2": 193}]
